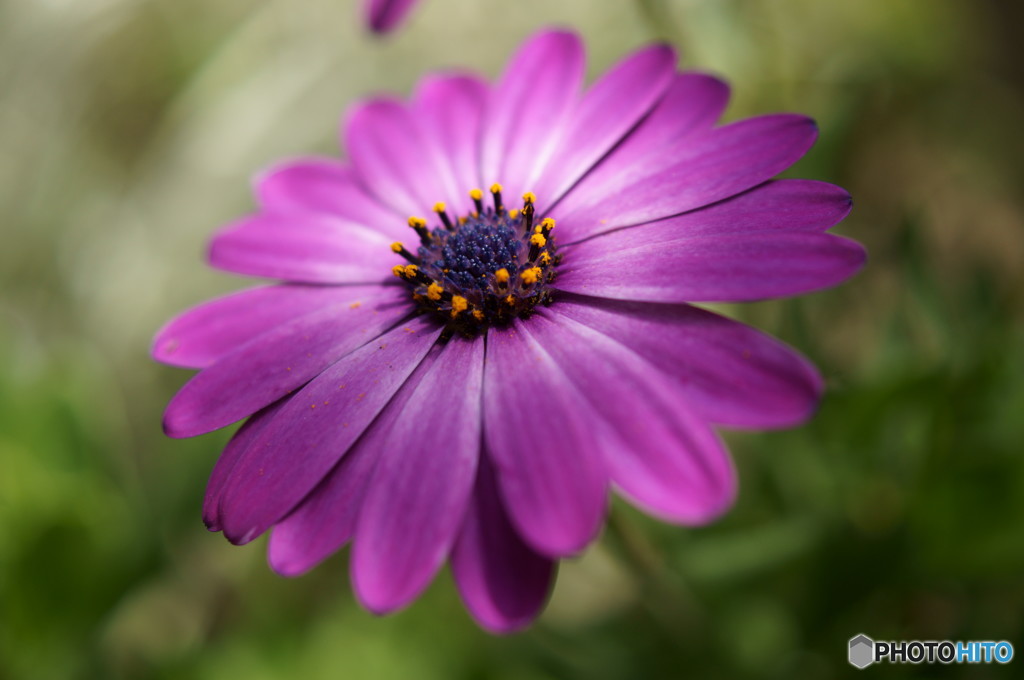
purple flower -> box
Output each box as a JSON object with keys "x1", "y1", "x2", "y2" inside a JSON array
[
  {"x1": 154, "y1": 29, "x2": 865, "y2": 633},
  {"x1": 364, "y1": 0, "x2": 421, "y2": 34}
]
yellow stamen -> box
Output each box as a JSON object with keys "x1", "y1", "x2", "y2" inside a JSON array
[
  {"x1": 469, "y1": 188, "x2": 484, "y2": 201},
  {"x1": 539, "y1": 252, "x2": 552, "y2": 265},
  {"x1": 472, "y1": 309, "x2": 485, "y2": 321},
  {"x1": 505, "y1": 294, "x2": 516, "y2": 306},
  {"x1": 426, "y1": 282, "x2": 443, "y2": 301},
  {"x1": 494, "y1": 268, "x2": 510, "y2": 284},
  {"x1": 408, "y1": 216, "x2": 427, "y2": 229},
  {"x1": 522, "y1": 192, "x2": 536, "y2": 205},
  {"x1": 433, "y1": 202, "x2": 446, "y2": 214},
  {"x1": 404, "y1": 264, "x2": 418, "y2": 275},
  {"x1": 541, "y1": 217, "x2": 556, "y2": 231},
  {"x1": 530, "y1": 233, "x2": 546, "y2": 247},
  {"x1": 451, "y1": 296, "x2": 468, "y2": 314},
  {"x1": 392, "y1": 265, "x2": 406, "y2": 278},
  {"x1": 489, "y1": 183, "x2": 503, "y2": 195},
  {"x1": 520, "y1": 267, "x2": 542, "y2": 285},
  {"x1": 390, "y1": 242, "x2": 403, "y2": 253}
]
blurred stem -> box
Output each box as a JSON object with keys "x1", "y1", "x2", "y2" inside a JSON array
[{"x1": 605, "y1": 510, "x2": 703, "y2": 635}]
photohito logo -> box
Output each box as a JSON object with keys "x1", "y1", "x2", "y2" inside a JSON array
[{"x1": 848, "y1": 634, "x2": 1014, "y2": 669}]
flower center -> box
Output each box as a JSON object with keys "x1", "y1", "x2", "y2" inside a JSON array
[{"x1": 390, "y1": 185, "x2": 559, "y2": 335}]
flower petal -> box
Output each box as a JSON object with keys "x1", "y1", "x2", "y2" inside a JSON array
[
  {"x1": 564, "y1": 179, "x2": 852, "y2": 249},
  {"x1": 553, "y1": 114, "x2": 818, "y2": 235},
  {"x1": 152, "y1": 285, "x2": 351, "y2": 369},
  {"x1": 412, "y1": 73, "x2": 489, "y2": 216},
  {"x1": 344, "y1": 98, "x2": 453, "y2": 218},
  {"x1": 352, "y1": 336, "x2": 484, "y2": 613},
  {"x1": 533, "y1": 44, "x2": 677, "y2": 207},
  {"x1": 364, "y1": 0, "x2": 420, "y2": 34},
  {"x1": 254, "y1": 157, "x2": 405, "y2": 239},
  {"x1": 202, "y1": 400, "x2": 286, "y2": 532},
  {"x1": 549, "y1": 297, "x2": 824, "y2": 429},
  {"x1": 556, "y1": 230, "x2": 866, "y2": 303},
  {"x1": 549, "y1": 72, "x2": 730, "y2": 240},
  {"x1": 208, "y1": 213, "x2": 394, "y2": 284},
  {"x1": 267, "y1": 428, "x2": 379, "y2": 576},
  {"x1": 451, "y1": 454, "x2": 555, "y2": 633},
  {"x1": 483, "y1": 321, "x2": 607, "y2": 557},
  {"x1": 163, "y1": 285, "x2": 409, "y2": 438},
  {"x1": 533, "y1": 310, "x2": 735, "y2": 523},
  {"x1": 217, "y1": 316, "x2": 442, "y2": 544},
  {"x1": 480, "y1": 30, "x2": 585, "y2": 203}
]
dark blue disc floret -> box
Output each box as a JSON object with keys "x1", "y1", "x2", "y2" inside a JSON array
[
  {"x1": 428, "y1": 220, "x2": 521, "y2": 292},
  {"x1": 391, "y1": 187, "x2": 560, "y2": 335}
]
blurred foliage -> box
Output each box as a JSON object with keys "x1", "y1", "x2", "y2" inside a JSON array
[{"x1": 1, "y1": 0, "x2": 1023, "y2": 678}]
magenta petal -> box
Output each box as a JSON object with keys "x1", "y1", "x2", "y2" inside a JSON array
[
  {"x1": 556, "y1": 231, "x2": 866, "y2": 303},
  {"x1": 352, "y1": 336, "x2": 484, "y2": 614},
  {"x1": 202, "y1": 400, "x2": 287, "y2": 532},
  {"x1": 254, "y1": 158, "x2": 404, "y2": 239},
  {"x1": 152, "y1": 285, "x2": 350, "y2": 369},
  {"x1": 163, "y1": 285, "x2": 408, "y2": 438},
  {"x1": 533, "y1": 310, "x2": 736, "y2": 523},
  {"x1": 550, "y1": 297, "x2": 824, "y2": 429},
  {"x1": 267, "y1": 429, "x2": 379, "y2": 576},
  {"x1": 533, "y1": 44, "x2": 677, "y2": 206},
  {"x1": 412, "y1": 73, "x2": 489, "y2": 216},
  {"x1": 549, "y1": 72, "x2": 730, "y2": 240},
  {"x1": 564, "y1": 179, "x2": 852, "y2": 249},
  {"x1": 480, "y1": 30, "x2": 585, "y2": 203},
  {"x1": 364, "y1": 0, "x2": 420, "y2": 34},
  {"x1": 451, "y1": 455, "x2": 554, "y2": 633},
  {"x1": 208, "y1": 213, "x2": 394, "y2": 284},
  {"x1": 554, "y1": 114, "x2": 818, "y2": 233},
  {"x1": 344, "y1": 98, "x2": 452, "y2": 218},
  {"x1": 484, "y1": 321, "x2": 607, "y2": 557},
  {"x1": 217, "y1": 317, "x2": 442, "y2": 545}
]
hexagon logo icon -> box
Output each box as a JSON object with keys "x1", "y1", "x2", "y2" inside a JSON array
[{"x1": 849, "y1": 634, "x2": 875, "y2": 669}]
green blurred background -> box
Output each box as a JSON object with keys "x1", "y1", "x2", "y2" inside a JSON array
[{"x1": 2, "y1": 0, "x2": 1023, "y2": 677}]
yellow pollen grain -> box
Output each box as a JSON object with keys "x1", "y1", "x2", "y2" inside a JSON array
[
  {"x1": 521, "y1": 267, "x2": 542, "y2": 284},
  {"x1": 494, "y1": 268, "x2": 510, "y2": 284},
  {"x1": 469, "y1": 188, "x2": 484, "y2": 200},
  {"x1": 349, "y1": 301, "x2": 362, "y2": 309},
  {"x1": 522, "y1": 191, "x2": 536, "y2": 205},
  {"x1": 390, "y1": 242, "x2": 403, "y2": 253},
  {"x1": 489, "y1": 183, "x2": 503, "y2": 194},
  {"x1": 451, "y1": 295, "x2": 468, "y2": 314},
  {"x1": 539, "y1": 252, "x2": 552, "y2": 265},
  {"x1": 408, "y1": 216, "x2": 426, "y2": 228},
  {"x1": 530, "y1": 233, "x2": 547, "y2": 247},
  {"x1": 433, "y1": 202, "x2": 446, "y2": 213},
  {"x1": 505, "y1": 294, "x2": 516, "y2": 306},
  {"x1": 427, "y1": 282, "x2": 444, "y2": 300},
  {"x1": 472, "y1": 309, "x2": 485, "y2": 321}
]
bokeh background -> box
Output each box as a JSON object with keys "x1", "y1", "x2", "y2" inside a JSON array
[{"x1": 2, "y1": 0, "x2": 1023, "y2": 677}]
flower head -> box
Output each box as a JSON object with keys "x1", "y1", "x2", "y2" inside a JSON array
[
  {"x1": 154, "y1": 29, "x2": 865, "y2": 632},
  {"x1": 365, "y1": 0, "x2": 421, "y2": 34}
]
